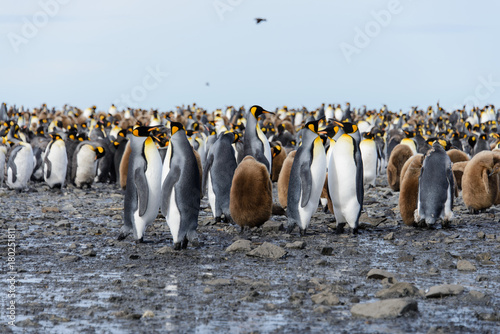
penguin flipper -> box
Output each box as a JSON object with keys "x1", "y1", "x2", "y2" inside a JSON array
[
  {"x1": 44, "y1": 157, "x2": 52, "y2": 179},
  {"x1": 161, "y1": 165, "x2": 180, "y2": 216},
  {"x1": 134, "y1": 167, "x2": 149, "y2": 217},
  {"x1": 7, "y1": 146, "x2": 22, "y2": 184},
  {"x1": 202, "y1": 153, "x2": 213, "y2": 197},
  {"x1": 300, "y1": 161, "x2": 312, "y2": 208}
]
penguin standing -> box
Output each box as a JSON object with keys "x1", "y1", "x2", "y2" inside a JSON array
[
  {"x1": 203, "y1": 131, "x2": 238, "y2": 223},
  {"x1": 359, "y1": 132, "x2": 378, "y2": 188},
  {"x1": 328, "y1": 121, "x2": 363, "y2": 234},
  {"x1": 43, "y1": 133, "x2": 68, "y2": 189},
  {"x1": 270, "y1": 143, "x2": 286, "y2": 182},
  {"x1": 243, "y1": 105, "x2": 273, "y2": 173},
  {"x1": 286, "y1": 120, "x2": 326, "y2": 235},
  {"x1": 161, "y1": 122, "x2": 200, "y2": 250},
  {"x1": 71, "y1": 142, "x2": 105, "y2": 188},
  {"x1": 6, "y1": 142, "x2": 35, "y2": 190},
  {"x1": 415, "y1": 142, "x2": 454, "y2": 227},
  {"x1": 399, "y1": 154, "x2": 424, "y2": 226},
  {"x1": 230, "y1": 156, "x2": 272, "y2": 230},
  {"x1": 0, "y1": 139, "x2": 8, "y2": 187},
  {"x1": 119, "y1": 126, "x2": 162, "y2": 243},
  {"x1": 387, "y1": 144, "x2": 414, "y2": 191}
]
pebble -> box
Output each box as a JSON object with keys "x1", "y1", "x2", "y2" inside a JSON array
[
  {"x1": 311, "y1": 291, "x2": 340, "y2": 306},
  {"x1": 456, "y1": 260, "x2": 476, "y2": 271},
  {"x1": 366, "y1": 268, "x2": 395, "y2": 280},
  {"x1": 351, "y1": 298, "x2": 418, "y2": 319},
  {"x1": 261, "y1": 221, "x2": 284, "y2": 233},
  {"x1": 142, "y1": 310, "x2": 154, "y2": 318},
  {"x1": 425, "y1": 284, "x2": 464, "y2": 298},
  {"x1": 375, "y1": 282, "x2": 419, "y2": 299},
  {"x1": 320, "y1": 247, "x2": 333, "y2": 256},
  {"x1": 477, "y1": 231, "x2": 485, "y2": 239},
  {"x1": 225, "y1": 239, "x2": 252, "y2": 253},
  {"x1": 61, "y1": 255, "x2": 80, "y2": 262},
  {"x1": 383, "y1": 232, "x2": 394, "y2": 240},
  {"x1": 204, "y1": 278, "x2": 231, "y2": 286},
  {"x1": 246, "y1": 242, "x2": 287, "y2": 259},
  {"x1": 285, "y1": 241, "x2": 306, "y2": 249}
]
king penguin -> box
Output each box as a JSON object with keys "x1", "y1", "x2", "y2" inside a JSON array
[
  {"x1": 286, "y1": 119, "x2": 326, "y2": 235},
  {"x1": 119, "y1": 126, "x2": 162, "y2": 243},
  {"x1": 43, "y1": 133, "x2": 68, "y2": 189},
  {"x1": 161, "y1": 122, "x2": 200, "y2": 250},
  {"x1": 359, "y1": 131, "x2": 378, "y2": 188},
  {"x1": 6, "y1": 141, "x2": 35, "y2": 191},
  {"x1": 243, "y1": 105, "x2": 273, "y2": 174},
  {"x1": 328, "y1": 120, "x2": 363, "y2": 234},
  {"x1": 415, "y1": 141, "x2": 454, "y2": 227},
  {"x1": 203, "y1": 131, "x2": 238, "y2": 223},
  {"x1": 71, "y1": 142, "x2": 105, "y2": 188}
]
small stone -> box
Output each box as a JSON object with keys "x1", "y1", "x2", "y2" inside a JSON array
[
  {"x1": 383, "y1": 232, "x2": 394, "y2": 240},
  {"x1": 476, "y1": 275, "x2": 488, "y2": 282},
  {"x1": 476, "y1": 252, "x2": 491, "y2": 262},
  {"x1": 428, "y1": 267, "x2": 440, "y2": 275},
  {"x1": 155, "y1": 246, "x2": 174, "y2": 254},
  {"x1": 129, "y1": 254, "x2": 140, "y2": 260},
  {"x1": 313, "y1": 305, "x2": 330, "y2": 314},
  {"x1": 476, "y1": 313, "x2": 500, "y2": 321},
  {"x1": 477, "y1": 231, "x2": 485, "y2": 239},
  {"x1": 61, "y1": 255, "x2": 80, "y2": 262},
  {"x1": 246, "y1": 242, "x2": 287, "y2": 259},
  {"x1": 457, "y1": 260, "x2": 476, "y2": 271},
  {"x1": 311, "y1": 291, "x2": 340, "y2": 306},
  {"x1": 425, "y1": 284, "x2": 464, "y2": 298},
  {"x1": 17, "y1": 318, "x2": 40, "y2": 327},
  {"x1": 55, "y1": 220, "x2": 71, "y2": 228},
  {"x1": 375, "y1": 282, "x2": 419, "y2": 299},
  {"x1": 261, "y1": 221, "x2": 284, "y2": 233},
  {"x1": 205, "y1": 278, "x2": 231, "y2": 286},
  {"x1": 225, "y1": 239, "x2": 252, "y2": 253},
  {"x1": 203, "y1": 287, "x2": 213, "y2": 294},
  {"x1": 82, "y1": 250, "x2": 97, "y2": 257},
  {"x1": 69, "y1": 243, "x2": 78, "y2": 249},
  {"x1": 142, "y1": 310, "x2": 154, "y2": 318},
  {"x1": 367, "y1": 268, "x2": 395, "y2": 280},
  {"x1": 264, "y1": 303, "x2": 277, "y2": 311},
  {"x1": 486, "y1": 234, "x2": 496, "y2": 239},
  {"x1": 397, "y1": 255, "x2": 414, "y2": 263},
  {"x1": 42, "y1": 207, "x2": 59, "y2": 213},
  {"x1": 468, "y1": 291, "x2": 486, "y2": 300},
  {"x1": 351, "y1": 298, "x2": 418, "y2": 319},
  {"x1": 315, "y1": 259, "x2": 328, "y2": 266},
  {"x1": 285, "y1": 241, "x2": 306, "y2": 249},
  {"x1": 320, "y1": 247, "x2": 333, "y2": 256}
]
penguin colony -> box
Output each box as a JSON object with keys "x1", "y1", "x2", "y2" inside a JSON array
[{"x1": 1, "y1": 102, "x2": 500, "y2": 249}]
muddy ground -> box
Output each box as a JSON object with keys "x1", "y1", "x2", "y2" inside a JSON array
[{"x1": 0, "y1": 174, "x2": 499, "y2": 334}]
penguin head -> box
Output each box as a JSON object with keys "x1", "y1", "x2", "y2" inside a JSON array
[
  {"x1": 49, "y1": 133, "x2": 63, "y2": 141},
  {"x1": 319, "y1": 122, "x2": 339, "y2": 138},
  {"x1": 132, "y1": 125, "x2": 161, "y2": 137},
  {"x1": 93, "y1": 146, "x2": 105, "y2": 160},
  {"x1": 170, "y1": 122, "x2": 185, "y2": 136},
  {"x1": 272, "y1": 144, "x2": 282, "y2": 157},
  {"x1": 333, "y1": 120, "x2": 358, "y2": 134},
  {"x1": 249, "y1": 105, "x2": 273, "y2": 119},
  {"x1": 304, "y1": 118, "x2": 322, "y2": 134}
]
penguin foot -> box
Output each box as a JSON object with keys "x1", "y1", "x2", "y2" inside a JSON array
[
  {"x1": 117, "y1": 232, "x2": 129, "y2": 241},
  {"x1": 215, "y1": 216, "x2": 222, "y2": 223},
  {"x1": 173, "y1": 242, "x2": 182, "y2": 251},
  {"x1": 442, "y1": 220, "x2": 451, "y2": 229},
  {"x1": 352, "y1": 227, "x2": 359, "y2": 235},
  {"x1": 135, "y1": 237, "x2": 144, "y2": 244},
  {"x1": 299, "y1": 228, "x2": 306, "y2": 237},
  {"x1": 181, "y1": 238, "x2": 188, "y2": 249},
  {"x1": 336, "y1": 223, "x2": 345, "y2": 234},
  {"x1": 286, "y1": 224, "x2": 295, "y2": 234}
]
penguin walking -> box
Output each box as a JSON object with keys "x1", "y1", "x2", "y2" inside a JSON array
[
  {"x1": 43, "y1": 133, "x2": 68, "y2": 189},
  {"x1": 6, "y1": 142, "x2": 35, "y2": 190},
  {"x1": 203, "y1": 131, "x2": 238, "y2": 223},
  {"x1": 415, "y1": 142, "x2": 454, "y2": 227},
  {"x1": 359, "y1": 132, "x2": 378, "y2": 188},
  {"x1": 243, "y1": 105, "x2": 273, "y2": 173},
  {"x1": 71, "y1": 142, "x2": 105, "y2": 188},
  {"x1": 286, "y1": 119, "x2": 326, "y2": 235},
  {"x1": 161, "y1": 122, "x2": 200, "y2": 250},
  {"x1": 230, "y1": 156, "x2": 272, "y2": 230},
  {"x1": 328, "y1": 121, "x2": 363, "y2": 234},
  {"x1": 119, "y1": 126, "x2": 162, "y2": 243}
]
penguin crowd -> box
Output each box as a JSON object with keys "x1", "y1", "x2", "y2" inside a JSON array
[{"x1": 2, "y1": 101, "x2": 500, "y2": 249}]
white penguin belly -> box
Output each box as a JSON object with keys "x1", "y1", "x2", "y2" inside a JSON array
[
  {"x1": 166, "y1": 187, "x2": 181, "y2": 243},
  {"x1": 257, "y1": 127, "x2": 272, "y2": 172},
  {"x1": 207, "y1": 172, "x2": 217, "y2": 218},
  {"x1": 328, "y1": 136, "x2": 360, "y2": 227},
  {"x1": 8, "y1": 145, "x2": 34, "y2": 189},
  {"x1": 75, "y1": 146, "x2": 96, "y2": 187},
  {"x1": 45, "y1": 143, "x2": 68, "y2": 187},
  {"x1": 360, "y1": 140, "x2": 377, "y2": 187},
  {"x1": 297, "y1": 142, "x2": 326, "y2": 230}
]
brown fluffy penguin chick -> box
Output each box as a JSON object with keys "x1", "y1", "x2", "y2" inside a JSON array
[
  {"x1": 321, "y1": 173, "x2": 334, "y2": 214},
  {"x1": 271, "y1": 143, "x2": 287, "y2": 182},
  {"x1": 462, "y1": 151, "x2": 500, "y2": 213},
  {"x1": 399, "y1": 154, "x2": 424, "y2": 226},
  {"x1": 452, "y1": 161, "x2": 468, "y2": 193},
  {"x1": 447, "y1": 149, "x2": 470, "y2": 164},
  {"x1": 230, "y1": 156, "x2": 273, "y2": 229},
  {"x1": 193, "y1": 149, "x2": 203, "y2": 198},
  {"x1": 119, "y1": 140, "x2": 132, "y2": 190},
  {"x1": 387, "y1": 144, "x2": 414, "y2": 191},
  {"x1": 277, "y1": 150, "x2": 297, "y2": 208}
]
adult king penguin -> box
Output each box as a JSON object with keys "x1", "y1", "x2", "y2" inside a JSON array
[
  {"x1": 415, "y1": 141, "x2": 454, "y2": 227},
  {"x1": 328, "y1": 120, "x2": 363, "y2": 234},
  {"x1": 162, "y1": 122, "x2": 200, "y2": 250},
  {"x1": 243, "y1": 105, "x2": 273, "y2": 174},
  {"x1": 119, "y1": 126, "x2": 162, "y2": 243},
  {"x1": 203, "y1": 131, "x2": 239, "y2": 223},
  {"x1": 6, "y1": 142, "x2": 35, "y2": 191},
  {"x1": 286, "y1": 119, "x2": 326, "y2": 235},
  {"x1": 43, "y1": 133, "x2": 68, "y2": 189}
]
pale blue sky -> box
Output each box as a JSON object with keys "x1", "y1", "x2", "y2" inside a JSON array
[{"x1": 1, "y1": 0, "x2": 499, "y2": 112}]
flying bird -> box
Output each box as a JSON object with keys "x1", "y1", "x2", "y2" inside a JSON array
[{"x1": 255, "y1": 18, "x2": 267, "y2": 24}]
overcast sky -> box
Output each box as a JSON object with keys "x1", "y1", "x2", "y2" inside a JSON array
[{"x1": 1, "y1": 0, "x2": 499, "y2": 113}]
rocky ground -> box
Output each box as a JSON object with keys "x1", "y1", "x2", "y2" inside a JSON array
[{"x1": 0, "y1": 174, "x2": 499, "y2": 333}]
